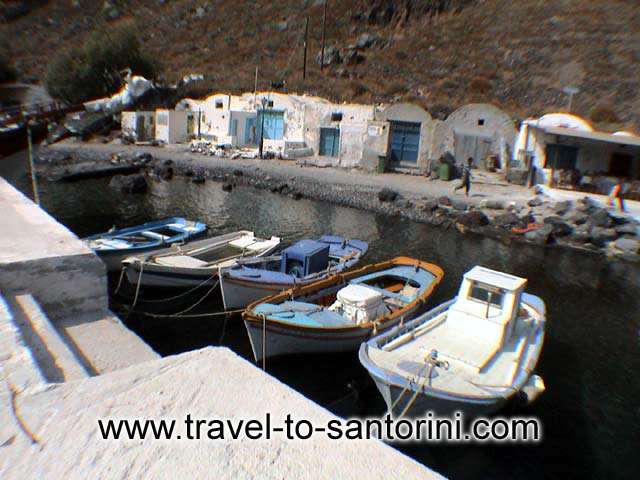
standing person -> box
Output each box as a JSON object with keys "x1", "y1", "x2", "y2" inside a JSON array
[
  {"x1": 607, "y1": 179, "x2": 627, "y2": 213},
  {"x1": 454, "y1": 157, "x2": 473, "y2": 197}
]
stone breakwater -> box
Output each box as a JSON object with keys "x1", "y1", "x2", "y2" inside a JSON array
[{"x1": 37, "y1": 145, "x2": 640, "y2": 262}]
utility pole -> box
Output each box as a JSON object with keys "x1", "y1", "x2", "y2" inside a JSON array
[
  {"x1": 302, "y1": 16, "x2": 309, "y2": 80},
  {"x1": 254, "y1": 66, "x2": 258, "y2": 100},
  {"x1": 320, "y1": 0, "x2": 327, "y2": 71},
  {"x1": 258, "y1": 97, "x2": 267, "y2": 159}
]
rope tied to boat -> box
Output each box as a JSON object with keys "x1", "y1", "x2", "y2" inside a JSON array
[
  {"x1": 390, "y1": 349, "x2": 449, "y2": 417},
  {"x1": 260, "y1": 312, "x2": 267, "y2": 372}
]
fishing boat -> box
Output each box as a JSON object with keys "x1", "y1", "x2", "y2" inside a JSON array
[
  {"x1": 358, "y1": 266, "x2": 546, "y2": 418},
  {"x1": 84, "y1": 217, "x2": 207, "y2": 272},
  {"x1": 121, "y1": 231, "x2": 281, "y2": 288},
  {"x1": 220, "y1": 235, "x2": 368, "y2": 310},
  {"x1": 242, "y1": 257, "x2": 443, "y2": 362}
]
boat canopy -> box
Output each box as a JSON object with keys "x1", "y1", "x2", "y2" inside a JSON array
[{"x1": 280, "y1": 240, "x2": 330, "y2": 277}]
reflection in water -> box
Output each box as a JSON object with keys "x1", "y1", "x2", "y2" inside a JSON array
[{"x1": 1, "y1": 150, "x2": 639, "y2": 480}]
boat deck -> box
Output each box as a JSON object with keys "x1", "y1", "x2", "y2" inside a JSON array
[{"x1": 368, "y1": 308, "x2": 540, "y2": 399}]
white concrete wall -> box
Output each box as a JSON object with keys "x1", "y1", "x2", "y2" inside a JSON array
[
  {"x1": 121, "y1": 111, "x2": 155, "y2": 142},
  {"x1": 155, "y1": 109, "x2": 189, "y2": 144}
]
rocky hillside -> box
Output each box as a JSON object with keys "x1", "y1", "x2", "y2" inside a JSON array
[{"x1": 2, "y1": 0, "x2": 640, "y2": 129}]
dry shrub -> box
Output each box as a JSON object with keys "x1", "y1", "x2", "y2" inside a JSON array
[
  {"x1": 589, "y1": 104, "x2": 620, "y2": 124},
  {"x1": 469, "y1": 76, "x2": 493, "y2": 94}
]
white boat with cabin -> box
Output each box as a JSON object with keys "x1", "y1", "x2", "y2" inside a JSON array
[{"x1": 359, "y1": 266, "x2": 546, "y2": 417}]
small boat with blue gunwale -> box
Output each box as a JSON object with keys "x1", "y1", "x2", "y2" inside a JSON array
[
  {"x1": 121, "y1": 231, "x2": 281, "y2": 288},
  {"x1": 84, "y1": 217, "x2": 207, "y2": 272},
  {"x1": 359, "y1": 266, "x2": 546, "y2": 418},
  {"x1": 242, "y1": 257, "x2": 443, "y2": 362},
  {"x1": 220, "y1": 235, "x2": 368, "y2": 310}
]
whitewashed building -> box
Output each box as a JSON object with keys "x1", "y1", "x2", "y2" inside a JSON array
[
  {"x1": 155, "y1": 109, "x2": 193, "y2": 144},
  {"x1": 121, "y1": 111, "x2": 155, "y2": 142},
  {"x1": 513, "y1": 113, "x2": 640, "y2": 190}
]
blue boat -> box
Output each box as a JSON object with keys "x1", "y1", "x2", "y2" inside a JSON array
[
  {"x1": 219, "y1": 235, "x2": 368, "y2": 310},
  {"x1": 84, "y1": 217, "x2": 207, "y2": 272}
]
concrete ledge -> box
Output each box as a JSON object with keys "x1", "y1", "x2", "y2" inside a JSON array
[
  {"x1": 10, "y1": 294, "x2": 89, "y2": 382},
  {"x1": 1, "y1": 347, "x2": 443, "y2": 479}
]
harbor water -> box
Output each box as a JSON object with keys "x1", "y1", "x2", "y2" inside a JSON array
[{"x1": 2, "y1": 151, "x2": 639, "y2": 479}]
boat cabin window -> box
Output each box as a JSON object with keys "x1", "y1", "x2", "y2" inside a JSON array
[{"x1": 469, "y1": 282, "x2": 505, "y2": 309}]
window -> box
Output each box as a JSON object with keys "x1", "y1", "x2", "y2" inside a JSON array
[
  {"x1": 267, "y1": 100, "x2": 274, "y2": 108},
  {"x1": 469, "y1": 282, "x2": 504, "y2": 308},
  {"x1": 331, "y1": 112, "x2": 343, "y2": 122},
  {"x1": 545, "y1": 144, "x2": 578, "y2": 170},
  {"x1": 215, "y1": 101, "x2": 223, "y2": 109},
  {"x1": 478, "y1": 119, "x2": 485, "y2": 126}
]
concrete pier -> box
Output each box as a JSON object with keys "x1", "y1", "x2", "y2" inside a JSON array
[{"x1": 0, "y1": 178, "x2": 442, "y2": 479}]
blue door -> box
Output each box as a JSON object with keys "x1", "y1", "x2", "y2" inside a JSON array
[
  {"x1": 257, "y1": 110, "x2": 284, "y2": 140},
  {"x1": 319, "y1": 128, "x2": 340, "y2": 157},
  {"x1": 390, "y1": 121, "x2": 421, "y2": 166},
  {"x1": 244, "y1": 117, "x2": 257, "y2": 145}
]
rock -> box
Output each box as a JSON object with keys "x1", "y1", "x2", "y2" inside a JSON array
[
  {"x1": 543, "y1": 216, "x2": 573, "y2": 237},
  {"x1": 418, "y1": 198, "x2": 438, "y2": 212},
  {"x1": 153, "y1": 164, "x2": 173, "y2": 180},
  {"x1": 438, "y1": 196, "x2": 452, "y2": 207},
  {"x1": 343, "y1": 49, "x2": 365, "y2": 65},
  {"x1": 588, "y1": 208, "x2": 613, "y2": 228},
  {"x1": 222, "y1": 183, "x2": 233, "y2": 192},
  {"x1": 456, "y1": 210, "x2": 489, "y2": 228},
  {"x1": 135, "y1": 152, "x2": 153, "y2": 164},
  {"x1": 479, "y1": 199, "x2": 506, "y2": 210},
  {"x1": 493, "y1": 212, "x2": 521, "y2": 227},
  {"x1": 108, "y1": 174, "x2": 148, "y2": 194},
  {"x1": 614, "y1": 224, "x2": 638, "y2": 236},
  {"x1": 233, "y1": 169, "x2": 244, "y2": 177},
  {"x1": 355, "y1": 32, "x2": 378, "y2": 49},
  {"x1": 524, "y1": 224, "x2": 554, "y2": 245},
  {"x1": 277, "y1": 183, "x2": 290, "y2": 195},
  {"x1": 571, "y1": 224, "x2": 591, "y2": 243},
  {"x1": 163, "y1": 159, "x2": 174, "y2": 166},
  {"x1": 315, "y1": 45, "x2": 341, "y2": 66},
  {"x1": 378, "y1": 188, "x2": 398, "y2": 203},
  {"x1": 589, "y1": 227, "x2": 617, "y2": 247},
  {"x1": 192, "y1": 175, "x2": 205, "y2": 184},
  {"x1": 194, "y1": 6, "x2": 205, "y2": 18},
  {"x1": 184, "y1": 169, "x2": 194, "y2": 177},
  {"x1": 611, "y1": 238, "x2": 640, "y2": 254},
  {"x1": 553, "y1": 200, "x2": 572, "y2": 215},
  {"x1": 275, "y1": 20, "x2": 288, "y2": 31},
  {"x1": 527, "y1": 196, "x2": 543, "y2": 207},
  {"x1": 394, "y1": 198, "x2": 411, "y2": 209},
  {"x1": 450, "y1": 199, "x2": 468, "y2": 211},
  {"x1": 566, "y1": 211, "x2": 587, "y2": 225}
]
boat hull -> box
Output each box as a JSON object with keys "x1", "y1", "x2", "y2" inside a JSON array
[
  {"x1": 245, "y1": 304, "x2": 420, "y2": 362},
  {"x1": 369, "y1": 370, "x2": 508, "y2": 418},
  {"x1": 221, "y1": 277, "x2": 288, "y2": 310},
  {"x1": 98, "y1": 248, "x2": 162, "y2": 273},
  {"x1": 124, "y1": 264, "x2": 219, "y2": 288}
]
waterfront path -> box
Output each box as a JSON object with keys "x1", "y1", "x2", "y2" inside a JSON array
[{"x1": 50, "y1": 142, "x2": 534, "y2": 207}]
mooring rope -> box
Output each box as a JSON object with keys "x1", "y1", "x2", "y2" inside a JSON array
[
  {"x1": 135, "y1": 273, "x2": 218, "y2": 304},
  {"x1": 139, "y1": 308, "x2": 244, "y2": 319},
  {"x1": 260, "y1": 313, "x2": 267, "y2": 372}
]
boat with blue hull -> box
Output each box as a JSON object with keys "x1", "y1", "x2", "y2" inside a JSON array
[
  {"x1": 359, "y1": 266, "x2": 546, "y2": 418},
  {"x1": 84, "y1": 217, "x2": 207, "y2": 272},
  {"x1": 220, "y1": 235, "x2": 368, "y2": 310},
  {"x1": 242, "y1": 257, "x2": 444, "y2": 362}
]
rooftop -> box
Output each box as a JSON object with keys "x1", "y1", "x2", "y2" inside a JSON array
[{"x1": 464, "y1": 266, "x2": 527, "y2": 291}]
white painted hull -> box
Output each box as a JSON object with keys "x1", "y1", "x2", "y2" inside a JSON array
[
  {"x1": 220, "y1": 277, "x2": 287, "y2": 310},
  {"x1": 244, "y1": 319, "x2": 371, "y2": 362},
  {"x1": 370, "y1": 373, "x2": 507, "y2": 418},
  {"x1": 124, "y1": 264, "x2": 219, "y2": 288}
]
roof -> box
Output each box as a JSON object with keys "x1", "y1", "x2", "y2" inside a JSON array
[
  {"x1": 464, "y1": 266, "x2": 527, "y2": 291},
  {"x1": 534, "y1": 125, "x2": 640, "y2": 148}
]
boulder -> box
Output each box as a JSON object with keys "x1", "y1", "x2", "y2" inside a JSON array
[
  {"x1": 589, "y1": 227, "x2": 617, "y2": 247},
  {"x1": 493, "y1": 212, "x2": 521, "y2": 227},
  {"x1": 191, "y1": 175, "x2": 205, "y2": 184},
  {"x1": 543, "y1": 216, "x2": 573, "y2": 237},
  {"x1": 524, "y1": 224, "x2": 554, "y2": 245},
  {"x1": 378, "y1": 188, "x2": 398, "y2": 203},
  {"x1": 527, "y1": 196, "x2": 543, "y2": 207},
  {"x1": 135, "y1": 151, "x2": 153, "y2": 164},
  {"x1": 233, "y1": 169, "x2": 244, "y2": 177},
  {"x1": 566, "y1": 211, "x2": 587, "y2": 225},
  {"x1": 343, "y1": 49, "x2": 365, "y2": 65},
  {"x1": 153, "y1": 164, "x2": 174, "y2": 180},
  {"x1": 394, "y1": 198, "x2": 412, "y2": 209},
  {"x1": 450, "y1": 198, "x2": 468, "y2": 211},
  {"x1": 588, "y1": 208, "x2": 613, "y2": 228},
  {"x1": 108, "y1": 174, "x2": 147, "y2": 194},
  {"x1": 355, "y1": 32, "x2": 379, "y2": 49},
  {"x1": 418, "y1": 198, "x2": 438, "y2": 212},
  {"x1": 612, "y1": 238, "x2": 640, "y2": 255},
  {"x1": 437, "y1": 196, "x2": 452, "y2": 207},
  {"x1": 571, "y1": 224, "x2": 591, "y2": 243},
  {"x1": 222, "y1": 183, "x2": 233, "y2": 192},
  {"x1": 456, "y1": 210, "x2": 489, "y2": 228},
  {"x1": 614, "y1": 224, "x2": 638, "y2": 236},
  {"x1": 553, "y1": 200, "x2": 572, "y2": 215},
  {"x1": 315, "y1": 45, "x2": 341, "y2": 66}
]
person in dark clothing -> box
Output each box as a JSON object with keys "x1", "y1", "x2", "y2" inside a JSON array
[{"x1": 454, "y1": 157, "x2": 473, "y2": 196}]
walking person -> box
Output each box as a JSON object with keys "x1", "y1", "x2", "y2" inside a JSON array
[
  {"x1": 607, "y1": 179, "x2": 627, "y2": 213},
  {"x1": 454, "y1": 157, "x2": 473, "y2": 197}
]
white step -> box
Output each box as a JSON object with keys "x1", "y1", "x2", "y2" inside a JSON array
[
  {"x1": 9, "y1": 294, "x2": 90, "y2": 382},
  {"x1": 0, "y1": 293, "x2": 46, "y2": 391}
]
